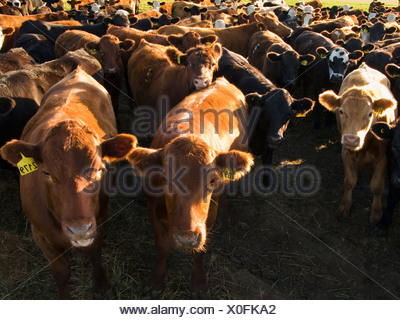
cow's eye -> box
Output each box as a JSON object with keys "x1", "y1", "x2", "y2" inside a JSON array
[
  {"x1": 186, "y1": 61, "x2": 191, "y2": 66},
  {"x1": 368, "y1": 111, "x2": 373, "y2": 117},
  {"x1": 210, "y1": 178, "x2": 216, "y2": 186},
  {"x1": 43, "y1": 170, "x2": 50, "y2": 177},
  {"x1": 339, "y1": 109, "x2": 344, "y2": 115}
]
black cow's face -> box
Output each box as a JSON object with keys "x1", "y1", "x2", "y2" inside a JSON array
[
  {"x1": 246, "y1": 89, "x2": 314, "y2": 154},
  {"x1": 327, "y1": 47, "x2": 350, "y2": 83}
]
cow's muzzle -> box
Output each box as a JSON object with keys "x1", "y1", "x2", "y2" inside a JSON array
[
  {"x1": 268, "y1": 135, "x2": 283, "y2": 149},
  {"x1": 330, "y1": 73, "x2": 344, "y2": 83},
  {"x1": 174, "y1": 231, "x2": 201, "y2": 249},
  {"x1": 192, "y1": 78, "x2": 210, "y2": 90},
  {"x1": 65, "y1": 223, "x2": 95, "y2": 247},
  {"x1": 342, "y1": 134, "x2": 360, "y2": 149}
]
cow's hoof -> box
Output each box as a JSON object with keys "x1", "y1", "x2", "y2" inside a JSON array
[
  {"x1": 338, "y1": 203, "x2": 351, "y2": 217},
  {"x1": 191, "y1": 289, "x2": 211, "y2": 300}
]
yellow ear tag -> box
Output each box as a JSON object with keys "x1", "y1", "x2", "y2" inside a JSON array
[
  {"x1": 393, "y1": 73, "x2": 400, "y2": 78},
  {"x1": 17, "y1": 153, "x2": 38, "y2": 176},
  {"x1": 375, "y1": 107, "x2": 385, "y2": 115},
  {"x1": 300, "y1": 60, "x2": 308, "y2": 66},
  {"x1": 363, "y1": 28, "x2": 368, "y2": 33},
  {"x1": 296, "y1": 112, "x2": 307, "y2": 118},
  {"x1": 108, "y1": 23, "x2": 112, "y2": 27},
  {"x1": 221, "y1": 167, "x2": 236, "y2": 181},
  {"x1": 381, "y1": 128, "x2": 385, "y2": 134},
  {"x1": 363, "y1": 49, "x2": 370, "y2": 53},
  {"x1": 320, "y1": 53, "x2": 326, "y2": 59},
  {"x1": 91, "y1": 49, "x2": 97, "y2": 55},
  {"x1": 259, "y1": 25, "x2": 263, "y2": 30},
  {"x1": 205, "y1": 41, "x2": 212, "y2": 47},
  {"x1": 177, "y1": 54, "x2": 181, "y2": 64},
  {"x1": 70, "y1": 17, "x2": 73, "y2": 20}
]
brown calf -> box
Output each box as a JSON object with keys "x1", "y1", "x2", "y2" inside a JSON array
[
  {"x1": 127, "y1": 39, "x2": 222, "y2": 111},
  {"x1": 0, "y1": 67, "x2": 136, "y2": 299},
  {"x1": 319, "y1": 62, "x2": 397, "y2": 223},
  {"x1": 0, "y1": 47, "x2": 35, "y2": 74},
  {"x1": 127, "y1": 77, "x2": 254, "y2": 297},
  {"x1": 55, "y1": 30, "x2": 135, "y2": 116}
]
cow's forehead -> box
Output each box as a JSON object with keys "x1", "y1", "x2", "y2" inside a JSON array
[{"x1": 329, "y1": 48, "x2": 349, "y2": 63}]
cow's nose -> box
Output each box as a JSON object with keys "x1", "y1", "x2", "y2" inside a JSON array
[
  {"x1": 330, "y1": 73, "x2": 344, "y2": 83},
  {"x1": 67, "y1": 223, "x2": 93, "y2": 237},
  {"x1": 268, "y1": 135, "x2": 283, "y2": 149},
  {"x1": 174, "y1": 232, "x2": 201, "y2": 248},
  {"x1": 106, "y1": 68, "x2": 117, "y2": 74},
  {"x1": 193, "y1": 78, "x2": 210, "y2": 90},
  {"x1": 343, "y1": 135, "x2": 360, "y2": 148}
]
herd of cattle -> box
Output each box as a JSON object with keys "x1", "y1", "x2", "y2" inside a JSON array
[{"x1": 1, "y1": 0, "x2": 400, "y2": 299}]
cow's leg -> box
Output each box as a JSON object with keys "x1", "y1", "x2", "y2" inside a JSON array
[
  {"x1": 84, "y1": 193, "x2": 111, "y2": 298},
  {"x1": 339, "y1": 150, "x2": 358, "y2": 216},
  {"x1": 261, "y1": 149, "x2": 273, "y2": 187},
  {"x1": 370, "y1": 157, "x2": 387, "y2": 224},
  {"x1": 32, "y1": 228, "x2": 71, "y2": 299},
  {"x1": 191, "y1": 197, "x2": 218, "y2": 298},
  {"x1": 376, "y1": 183, "x2": 400, "y2": 236},
  {"x1": 147, "y1": 197, "x2": 170, "y2": 297}
]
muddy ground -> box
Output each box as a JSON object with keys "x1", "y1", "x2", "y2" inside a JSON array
[{"x1": 1, "y1": 85, "x2": 400, "y2": 300}]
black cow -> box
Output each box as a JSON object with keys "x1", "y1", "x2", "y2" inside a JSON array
[
  {"x1": 363, "y1": 43, "x2": 400, "y2": 76},
  {"x1": 183, "y1": 5, "x2": 207, "y2": 17},
  {"x1": 360, "y1": 21, "x2": 397, "y2": 44},
  {"x1": 18, "y1": 20, "x2": 110, "y2": 44},
  {"x1": 371, "y1": 120, "x2": 400, "y2": 236},
  {"x1": 248, "y1": 30, "x2": 315, "y2": 92},
  {"x1": 291, "y1": 30, "x2": 363, "y2": 129},
  {"x1": 214, "y1": 48, "x2": 314, "y2": 185},
  {"x1": 14, "y1": 33, "x2": 55, "y2": 63}
]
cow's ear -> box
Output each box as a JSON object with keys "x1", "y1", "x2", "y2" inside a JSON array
[
  {"x1": 349, "y1": 50, "x2": 364, "y2": 61},
  {"x1": 335, "y1": 39, "x2": 345, "y2": 46},
  {"x1": 362, "y1": 43, "x2": 375, "y2": 54},
  {"x1": 101, "y1": 134, "x2": 137, "y2": 162},
  {"x1": 267, "y1": 52, "x2": 281, "y2": 62},
  {"x1": 165, "y1": 48, "x2": 186, "y2": 65},
  {"x1": 214, "y1": 150, "x2": 254, "y2": 181},
  {"x1": 167, "y1": 35, "x2": 182, "y2": 47},
  {"x1": 0, "y1": 140, "x2": 41, "y2": 167},
  {"x1": 351, "y1": 25, "x2": 361, "y2": 32},
  {"x1": 319, "y1": 90, "x2": 341, "y2": 111},
  {"x1": 183, "y1": 6, "x2": 191, "y2": 12},
  {"x1": 2, "y1": 27, "x2": 15, "y2": 36},
  {"x1": 386, "y1": 63, "x2": 400, "y2": 78},
  {"x1": 211, "y1": 42, "x2": 222, "y2": 58},
  {"x1": 316, "y1": 46, "x2": 329, "y2": 59},
  {"x1": 85, "y1": 41, "x2": 100, "y2": 55},
  {"x1": 0, "y1": 97, "x2": 16, "y2": 115},
  {"x1": 373, "y1": 98, "x2": 397, "y2": 115},
  {"x1": 200, "y1": 35, "x2": 218, "y2": 46},
  {"x1": 320, "y1": 30, "x2": 331, "y2": 38},
  {"x1": 386, "y1": 26, "x2": 397, "y2": 34},
  {"x1": 245, "y1": 93, "x2": 262, "y2": 106},
  {"x1": 129, "y1": 16, "x2": 138, "y2": 24},
  {"x1": 147, "y1": 1, "x2": 152, "y2": 5},
  {"x1": 291, "y1": 98, "x2": 315, "y2": 117},
  {"x1": 371, "y1": 122, "x2": 395, "y2": 141},
  {"x1": 299, "y1": 54, "x2": 315, "y2": 66},
  {"x1": 256, "y1": 22, "x2": 266, "y2": 31},
  {"x1": 119, "y1": 39, "x2": 135, "y2": 51},
  {"x1": 200, "y1": 7, "x2": 207, "y2": 13},
  {"x1": 127, "y1": 147, "x2": 163, "y2": 173},
  {"x1": 171, "y1": 17, "x2": 180, "y2": 24},
  {"x1": 160, "y1": 1, "x2": 165, "y2": 5},
  {"x1": 150, "y1": 17, "x2": 159, "y2": 23}
]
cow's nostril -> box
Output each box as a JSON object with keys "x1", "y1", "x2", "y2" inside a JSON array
[{"x1": 67, "y1": 223, "x2": 92, "y2": 235}]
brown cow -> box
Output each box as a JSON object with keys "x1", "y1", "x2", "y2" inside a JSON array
[
  {"x1": 0, "y1": 48, "x2": 102, "y2": 105},
  {"x1": 55, "y1": 30, "x2": 135, "y2": 116},
  {"x1": 0, "y1": 47, "x2": 35, "y2": 74},
  {"x1": 127, "y1": 39, "x2": 222, "y2": 111},
  {"x1": 0, "y1": 67, "x2": 137, "y2": 299},
  {"x1": 0, "y1": 26, "x2": 15, "y2": 51},
  {"x1": 127, "y1": 77, "x2": 254, "y2": 297},
  {"x1": 319, "y1": 62, "x2": 397, "y2": 223},
  {"x1": 157, "y1": 22, "x2": 267, "y2": 57}
]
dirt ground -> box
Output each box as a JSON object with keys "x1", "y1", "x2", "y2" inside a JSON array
[{"x1": 1, "y1": 83, "x2": 400, "y2": 300}]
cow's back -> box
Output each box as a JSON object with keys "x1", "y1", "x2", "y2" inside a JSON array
[{"x1": 22, "y1": 68, "x2": 116, "y2": 142}]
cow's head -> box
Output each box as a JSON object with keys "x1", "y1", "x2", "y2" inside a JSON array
[
  {"x1": 245, "y1": 89, "x2": 314, "y2": 154},
  {"x1": 319, "y1": 88, "x2": 397, "y2": 150},
  {"x1": 0, "y1": 122, "x2": 137, "y2": 247},
  {"x1": 85, "y1": 35, "x2": 135, "y2": 76},
  {"x1": 266, "y1": 51, "x2": 315, "y2": 89},
  {"x1": 166, "y1": 43, "x2": 222, "y2": 90},
  {"x1": 167, "y1": 32, "x2": 218, "y2": 52},
  {"x1": 254, "y1": 12, "x2": 293, "y2": 38},
  {"x1": 0, "y1": 26, "x2": 15, "y2": 51},
  {"x1": 183, "y1": 5, "x2": 207, "y2": 16},
  {"x1": 317, "y1": 46, "x2": 364, "y2": 83},
  {"x1": 371, "y1": 121, "x2": 400, "y2": 186},
  {"x1": 128, "y1": 136, "x2": 253, "y2": 250}
]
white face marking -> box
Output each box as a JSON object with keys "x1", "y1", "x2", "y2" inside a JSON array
[
  {"x1": 387, "y1": 13, "x2": 396, "y2": 23},
  {"x1": 303, "y1": 5, "x2": 314, "y2": 13},
  {"x1": 343, "y1": 4, "x2": 350, "y2": 11},
  {"x1": 302, "y1": 13, "x2": 313, "y2": 26},
  {"x1": 247, "y1": 5, "x2": 255, "y2": 15},
  {"x1": 329, "y1": 48, "x2": 349, "y2": 63},
  {"x1": 116, "y1": 9, "x2": 129, "y2": 17},
  {"x1": 360, "y1": 28, "x2": 370, "y2": 44},
  {"x1": 288, "y1": 7, "x2": 297, "y2": 17},
  {"x1": 214, "y1": 19, "x2": 226, "y2": 28},
  {"x1": 153, "y1": 0, "x2": 160, "y2": 10},
  {"x1": 12, "y1": 0, "x2": 21, "y2": 7},
  {"x1": 368, "y1": 12, "x2": 377, "y2": 21}
]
